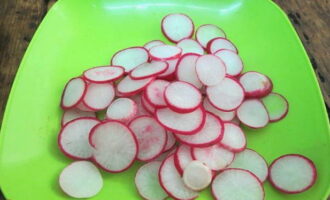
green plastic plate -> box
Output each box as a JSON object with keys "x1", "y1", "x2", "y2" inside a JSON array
[{"x1": 0, "y1": 0, "x2": 329, "y2": 199}]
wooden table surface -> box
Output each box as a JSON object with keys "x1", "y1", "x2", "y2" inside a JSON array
[{"x1": 0, "y1": 0, "x2": 329, "y2": 199}]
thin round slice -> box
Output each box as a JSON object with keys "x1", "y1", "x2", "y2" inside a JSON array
[
  {"x1": 144, "y1": 40, "x2": 165, "y2": 50},
  {"x1": 129, "y1": 116, "x2": 167, "y2": 161},
  {"x1": 176, "y1": 53, "x2": 203, "y2": 89},
  {"x1": 58, "y1": 117, "x2": 99, "y2": 159},
  {"x1": 145, "y1": 79, "x2": 170, "y2": 108},
  {"x1": 214, "y1": 49, "x2": 243, "y2": 76},
  {"x1": 159, "y1": 155, "x2": 199, "y2": 200},
  {"x1": 269, "y1": 154, "x2": 317, "y2": 194},
  {"x1": 161, "y1": 13, "x2": 194, "y2": 43},
  {"x1": 203, "y1": 98, "x2": 235, "y2": 121},
  {"x1": 90, "y1": 121, "x2": 138, "y2": 172},
  {"x1": 177, "y1": 38, "x2": 204, "y2": 55},
  {"x1": 155, "y1": 106, "x2": 205, "y2": 135},
  {"x1": 61, "y1": 109, "x2": 96, "y2": 126},
  {"x1": 149, "y1": 45, "x2": 182, "y2": 61},
  {"x1": 130, "y1": 61, "x2": 168, "y2": 80},
  {"x1": 237, "y1": 99, "x2": 269, "y2": 128},
  {"x1": 206, "y1": 77, "x2": 245, "y2": 111},
  {"x1": 195, "y1": 54, "x2": 226, "y2": 86},
  {"x1": 228, "y1": 149, "x2": 268, "y2": 182},
  {"x1": 82, "y1": 83, "x2": 115, "y2": 111},
  {"x1": 174, "y1": 145, "x2": 194, "y2": 174},
  {"x1": 106, "y1": 98, "x2": 137, "y2": 122},
  {"x1": 117, "y1": 75, "x2": 155, "y2": 96},
  {"x1": 196, "y1": 24, "x2": 226, "y2": 48},
  {"x1": 61, "y1": 77, "x2": 87, "y2": 110},
  {"x1": 111, "y1": 46, "x2": 149, "y2": 72},
  {"x1": 219, "y1": 122, "x2": 246, "y2": 152},
  {"x1": 164, "y1": 81, "x2": 202, "y2": 113},
  {"x1": 158, "y1": 58, "x2": 179, "y2": 78},
  {"x1": 59, "y1": 161, "x2": 103, "y2": 198},
  {"x1": 135, "y1": 161, "x2": 168, "y2": 200},
  {"x1": 207, "y1": 37, "x2": 238, "y2": 54},
  {"x1": 212, "y1": 168, "x2": 264, "y2": 200},
  {"x1": 164, "y1": 131, "x2": 176, "y2": 152},
  {"x1": 261, "y1": 92, "x2": 289, "y2": 122},
  {"x1": 183, "y1": 160, "x2": 212, "y2": 191},
  {"x1": 83, "y1": 65, "x2": 124, "y2": 83},
  {"x1": 239, "y1": 71, "x2": 273, "y2": 98}
]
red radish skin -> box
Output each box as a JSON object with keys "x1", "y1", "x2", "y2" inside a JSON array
[
  {"x1": 177, "y1": 38, "x2": 204, "y2": 55},
  {"x1": 219, "y1": 122, "x2": 246, "y2": 152},
  {"x1": 214, "y1": 49, "x2": 243, "y2": 77},
  {"x1": 203, "y1": 98, "x2": 235, "y2": 122},
  {"x1": 207, "y1": 37, "x2": 238, "y2": 54},
  {"x1": 129, "y1": 61, "x2": 168, "y2": 80},
  {"x1": 164, "y1": 131, "x2": 176, "y2": 152},
  {"x1": 82, "y1": 83, "x2": 115, "y2": 111},
  {"x1": 61, "y1": 109, "x2": 96, "y2": 126},
  {"x1": 106, "y1": 98, "x2": 137, "y2": 123},
  {"x1": 145, "y1": 79, "x2": 170, "y2": 108},
  {"x1": 161, "y1": 13, "x2": 194, "y2": 43},
  {"x1": 158, "y1": 58, "x2": 179, "y2": 79},
  {"x1": 183, "y1": 160, "x2": 212, "y2": 191},
  {"x1": 237, "y1": 99, "x2": 269, "y2": 129},
  {"x1": 239, "y1": 71, "x2": 273, "y2": 98},
  {"x1": 61, "y1": 77, "x2": 87, "y2": 110},
  {"x1": 195, "y1": 55, "x2": 226, "y2": 86},
  {"x1": 82, "y1": 65, "x2": 124, "y2": 83},
  {"x1": 117, "y1": 75, "x2": 155, "y2": 96},
  {"x1": 144, "y1": 40, "x2": 165, "y2": 51},
  {"x1": 111, "y1": 46, "x2": 149, "y2": 72},
  {"x1": 261, "y1": 92, "x2": 289, "y2": 122},
  {"x1": 141, "y1": 93, "x2": 156, "y2": 114},
  {"x1": 174, "y1": 145, "x2": 194, "y2": 174},
  {"x1": 269, "y1": 154, "x2": 317, "y2": 194},
  {"x1": 196, "y1": 24, "x2": 226, "y2": 48}
]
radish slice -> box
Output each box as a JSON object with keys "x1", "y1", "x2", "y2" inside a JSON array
[
  {"x1": 228, "y1": 148, "x2": 268, "y2": 182},
  {"x1": 129, "y1": 116, "x2": 167, "y2": 161},
  {"x1": 174, "y1": 145, "x2": 194, "y2": 174},
  {"x1": 176, "y1": 53, "x2": 203, "y2": 89},
  {"x1": 159, "y1": 155, "x2": 199, "y2": 200},
  {"x1": 117, "y1": 75, "x2": 155, "y2": 96},
  {"x1": 203, "y1": 98, "x2": 235, "y2": 121},
  {"x1": 76, "y1": 102, "x2": 94, "y2": 112},
  {"x1": 177, "y1": 38, "x2": 204, "y2": 55},
  {"x1": 149, "y1": 45, "x2": 182, "y2": 61},
  {"x1": 144, "y1": 40, "x2": 165, "y2": 50},
  {"x1": 206, "y1": 77, "x2": 245, "y2": 111},
  {"x1": 195, "y1": 55, "x2": 226, "y2": 86},
  {"x1": 175, "y1": 112, "x2": 224, "y2": 147},
  {"x1": 183, "y1": 160, "x2": 212, "y2": 191},
  {"x1": 269, "y1": 154, "x2": 317, "y2": 194},
  {"x1": 61, "y1": 77, "x2": 87, "y2": 110},
  {"x1": 239, "y1": 71, "x2": 273, "y2": 98},
  {"x1": 58, "y1": 117, "x2": 99, "y2": 159},
  {"x1": 61, "y1": 109, "x2": 96, "y2": 126},
  {"x1": 207, "y1": 37, "x2": 238, "y2": 54},
  {"x1": 237, "y1": 99, "x2": 269, "y2": 128},
  {"x1": 161, "y1": 13, "x2": 194, "y2": 43},
  {"x1": 155, "y1": 107, "x2": 206, "y2": 135},
  {"x1": 82, "y1": 83, "x2": 115, "y2": 111},
  {"x1": 106, "y1": 98, "x2": 137, "y2": 122},
  {"x1": 212, "y1": 168, "x2": 264, "y2": 200},
  {"x1": 83, "y1": 66, "x2": 124, "y2": 83},
  {"x1": 214, "y1": 49, "x2": 243, "y2": 76},
  {"x1": 129, "y1": 61, "x2": 168, "y2": 80},
  {"x1": 135, "y1": 161, "x2": 168, "y2": 200},
  {"x1": 154, "y1": 147, "x2": 177, "y2": 161},
  {"x1": 219, "y1": 122, "x2": 246, "y2": 152},
  {"x1": 196, "y1": 24, "x2": 226, "y2": 48},
  {"x1": 90, "y1": 121, "x2": 138, "y2": 172},
  {"x1": 158, "y1": 58, "x2": 179, "y2": 78},
  {"x1": 164, "y1": 131, "x2": 176, "y2": 151},
  {"x1": 111, "y1": 47, "x2": 149, "y2": 72},
  {"x1": 164, "y1": 81, "x2": 202, "y2": 113},
  {"x1": 145, "y1": 79, "x2": 170, "y2": 108},
  {"x1": 131, "y1": 95, "x2": 150, "y2": 116},
  {"x1": 59, "y1": 161, "x2": 103, "y2": 198},
  {"x1": 192, "y1": 144, "x2": 234, "y2": 171},
  {"x1": 261, "y1": 93, "x2": 289, "y2": 122},
  {"x1": 141, "y1": 93, "x2": 156, "y2": 114}
]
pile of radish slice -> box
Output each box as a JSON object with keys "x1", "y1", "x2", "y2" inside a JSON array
[{"x1": 57, "y1": 13, "x2": 317, "y2": 199}]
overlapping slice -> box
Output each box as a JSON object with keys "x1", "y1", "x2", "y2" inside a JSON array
[
  {"x1": 237, "y1": 99, "x2": 269, "y2": 128},
  {"x1": 196, "y1": 55, "x2": 226, "y2": 86},
  {"x1": 106, "y1": 98, "x2": 137, "y2": 122},
  {"x1": 61, "y1": 109, "x2": 96, "y2": 126},
  {"x1": 196, "y1": 24, "x2": 226, "y2": 48},
  {"x1": 111, "y1": 47, "x2": 149, "y2": 72},
  {"x1": 176, "y1": 53, "x2": 203, "y2": 89},
  {"x1": 161, "y1": 13, "x2": 194, "y2": 43},
  {"x1": 130, "y1": 61, "x2": 168, "y2": 80},
  {"x1": 61, "y1": 77, "x2": 87, "y2": 110},
  {"x1": 83, "y1": 66, "x2": 124, "y2": 83},
  {"x1": 219, "y1": 122, "x2": 246, "y2": 152},
  {"x1": 117, "y1": 75, "x2": 155, "y2": 96}
]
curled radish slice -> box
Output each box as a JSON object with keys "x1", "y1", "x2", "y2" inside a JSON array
[
  {"x1": 131, "y1": 95, "x2": 150, "y2": 116},
  {"x1": 183, "y1": 160, "x2": 212, "y2": 191},
  {"x1": 176, "y1": 53, "x2": 203, "y2": 89},
  {"x1": 129, "y1": 61, "x2": 168, "y2": 80},
  {"x1": 82, "y1": 83, "x2": 115, "y2": 111},
  {"x1": 61, "y1": 109, "x2": 96, "y2": 126},
  {"x1": 175, "y1": 112, "x2": 224, "y2": 148},
  {"x1": 90, "y1": 121, "x2": 138, "y2": 173},
  {"x1": 269, "y1": 154, "x2": 317, "y2": 194},
  {"x1": 203, "y1": 98, "x2": 235, "y2": 121},
  {"x1": 214, "y1": 49, "x2": 243, "y2": 76},
  {"x1": 239, "y1": 71, "x2": 273, "y2": 98},
  {"x1": 144, "y1": 40, "x2": 165, "y2": 50},
  {"x1": 59, "y1": 161, "x2": 103, "y2": 198},
  {"x1": 135, "y1": 161, "x2": 168, "y2": 200},
  {"x1": 149, "y1": 45, "x2": 182, "y2": 61},
  {"x1": 206, "y1": 77, "x2": 245, "y2": 111},
  {"x1": 196, "y1": 54, "x2": 226, "y2": 86},
  {"x1": 164, "y1": 81, "x2": 202, "y2": 113},
  {"x1": 61, "y1": 77, "x2": 87, "y2": 110},
  {"x1": 158, "y1": 58, "x2": 179, "y2": 79},
  {"x1": 145, "y1": 79, "x2": 170, "y2": 108},
  {"x1": 212, "y1": 168, "x2": 264, "y2": 200},
  {"x1": 237, "y1": 99, "x2": 269, "y2": 128},
  {"x1": 111, "y1": 47, "x2": 149, "y2": 72},
  {"x1": 164, "y1": 131, "x2": 176, "y2": 152},
  {"x1": 155, "y1": 107, "x2": 206, "y2": 135},
  {"x1": 207, "y1": 37, "x2": 238, "y2": 54},
  {"x1": 58, "y1": 117, "x2": 100, "y2": 159},
  {"x1": 261, "y1": 92, "x2": 289, "y2": 122},
  {"x1": 106, "y1": 98, "x2": 137, "y2": 122},
  {"x1": 83, "y1": 66, "x2": 124, "y2": 83},
  {"x1": 228, "y1": 148, "x2": 268, "y2": 182},
  {"x1": 141, "y1": 93, "x2": 156, "y2": 114},
  {"x1": 196, "y1": 24, "x2": 226, "y2": 48},
  {"x1": 129, "y1": 116, "x2": 167, "y2": 161},
  {"x1": 159, "y1": 155, "x2": 199, "y2": 200},
  {"x1": 174, "y1": 145, "x2": 194, "y2": 174},
  {"x1": 177, "y1": 38, "x2": 204, "y2": 55},
  {"x1": 219, "y1": 122, "x2": 246, "y2": 152},
  {"x1": 161, "y1": 13, "x2": 194, "y2": 43},
  {"x1": 117, "y1": 75, "x2": 155, "y2": 96}
]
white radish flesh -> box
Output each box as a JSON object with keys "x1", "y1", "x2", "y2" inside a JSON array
[
  {"x1": 61, "y1": 77, "x2": 87, "y2": 109},
  {"x1": 61, "y1": 109, "x2": 96, "y2": 126},
  {"x1": 130, "y1": 61, "x2": 168, "y2": 80},
  {"x1": 207, "y1": 37, "x2": 238, "y2": 54},
  {"x1": 106, "y1": 98, "x2": 137, "y2": 122},
  {"x1": 183, "y1": 160, "x2": 212, "y2": 191},
  {"x1": 82, "y1": 83, "x2": 115, "y2": 111},
  {"x1": 174, "y1": 145, "x2": 194, "y2": 174},
  {"x1": 177, "y1": 38, "x2": 204, "y2": 55},
  {"x1": 203, "y1": 98, "x2": 235, "y2": 121},
  {"x1": 195, "y1": 54, "x2": 226, "y2": 86},
  {"x1": 214, "y1": 49, "x2": 243, "y2": 76},
  {"x1": 219, "y1": 122, "x2": 246, "y2": 152},
  {"x1": 144, "y1": 40, "x2": 165, "y2": 50},
  {"x1": 145, "y1": 79, "x2": 170, "y2": 108},
  {"x1": 149, "y1": 45, "x2": 182, "y2": 61},
  {"x1": 237, "y1": 99, "x2": 269, "y2": 128},
  {"x1": 158, "y1": 58, "x2": 179, "y2": 79},
  {"x1": 161, "y1": 13, "x2": 194, "y2": 43},
  {"x1": 262, "y1": 92, "x2": 289, "y2": 122},
  {"x1": 164, "y1": 131, "x2": 176, "y2": 152},
  {"x1": 196, "y1": 24, "x2": 226, "y2": 48},
  {"x1": 83, "y1": 66, "x2": 124, "y2": 83},
  {"x1": 239, "y1": 71, "x2": 273, "y2": 98},
  {"x1": 117, "y1": 75, "x2": 155, "y2": 96},
  {"x1": 111, "y1": 47, "x2": 149, "y2": 72}
]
